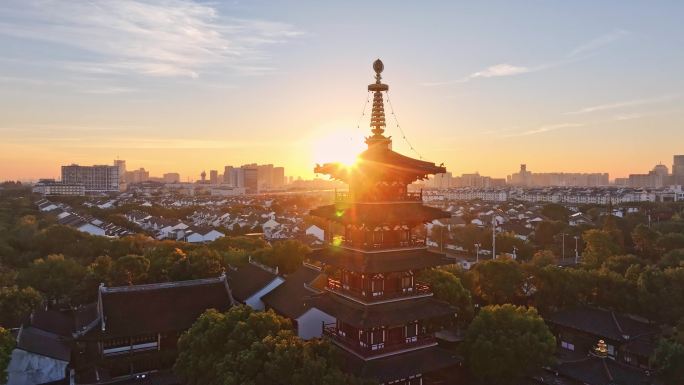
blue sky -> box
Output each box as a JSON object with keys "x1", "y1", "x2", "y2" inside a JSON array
[{"x1": 1, "y1": 1, "x2": 683, "y2": 181}]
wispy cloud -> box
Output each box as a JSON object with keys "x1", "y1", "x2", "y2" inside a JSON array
[
  {"x1": 421, "y1": 29, "x2": 628, "y2": 87},
  {"x1": 565, "y1": 94, "x2": 679, "y2": 115},
  {"x1": 0, "y1": 0, "x2": 301, "y2": 79},
  {"x1": 567, "y1": 29, "x2": 628, "y2": 58},
  {"x1": 503, "y1": 123, "x2": 584, "y2": 137},
  {"x1": 421, "y1": 64, "x2": 538, "y2": 86}
]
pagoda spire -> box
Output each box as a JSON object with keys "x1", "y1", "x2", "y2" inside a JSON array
[{"x1": 366, "y1": 59, "x2": 391, "y2": 148}]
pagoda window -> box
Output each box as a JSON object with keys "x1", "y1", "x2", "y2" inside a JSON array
[
  {"x1": 370, "y1": 274, "x2": 384, "y2": 296},
  {"x1": 405, "y1": 321, "x2": 418, "y2": 343},
  {"x1": 401, "y1": 272, "x2": 414, "y2": 292},
  {"x1": 370, "y1": 328, "x2": 385, "y2": 350}
]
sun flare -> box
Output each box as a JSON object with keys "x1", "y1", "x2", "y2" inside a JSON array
[{"x1": 312, "y1": 130, "x2": 366, "y2": 167}]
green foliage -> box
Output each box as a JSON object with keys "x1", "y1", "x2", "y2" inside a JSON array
[
  {"x1": 253, "y1": 240, "x2": 311, "y2": 274},
  {"x1": 541, "y1": 203, "x2": 569, "y2": 222},
  {"x1": 418, "y1": 268, "x2": 474, "y2": 324},
  {"x1": 582, "y1": 229, "x2": 622, "y2": 268},
  {"x1": 0, "y1": 327, "x2": 15, "y2": 384},
  {"x1": 110, "y1": 254, "x2": 150, "y2": 285},
  {"x1": 464, "y1": 304, "x2": 555, "y2": 385},
  {"x1": 601, "y1": 254, "x2": 644, "y2": 276},
  {"x1": 471, "y1": 258, "x2": 524, "y2": 305},
  {"x1": 651, "y1": 339, "x2": 684, "y2": 383},
  {"x1": 17, "y1": 254, "x2": 86, "y2": 302},
  {"x1": 209, "y1": 235, "x2": 267, "y2": 252},
  {"x1": 0, "y1": 286, "x2": 42, "y2": 328},
  {"x1": 631, "y1": 224, "x2": 659, "y2": 260},
  {"x1": 174, "y1": 306, "x2": 373, "y2": 385},
  {"x1": 533, "y1": 220, "x2": 566, "y2": 248},
  {"x1": 660, "y1": 249, "x2": 684, "y2": 269},
  {"x1": 656, "y1": 233, "x2": 684, "y2": 253},
  {"x1": 529, "y1": 250, "x2": 556, "y2": 268}
]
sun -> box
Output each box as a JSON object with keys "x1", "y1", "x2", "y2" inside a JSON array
[{"x1": 312, "y1": 130, "x2": 366, "y2": 167}]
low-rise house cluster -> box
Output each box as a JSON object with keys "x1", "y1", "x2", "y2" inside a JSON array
[
  {"x1": 37, "y1": 199, "x2": 131, "y2": 238},
  {"x1": 427, "y1": 186, "x2": 684, "y2": 204}
]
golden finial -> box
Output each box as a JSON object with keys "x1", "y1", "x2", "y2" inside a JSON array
[{"x1": 367, "y1": 59, "x2": 389, "y2": 140}]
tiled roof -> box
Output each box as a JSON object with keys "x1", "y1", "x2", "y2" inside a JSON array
[
  {"x1": 92, "y1": 276, "x2": 233, "y2": 338},
  {"x1": 225, "y1": 263, "x2": 278, "y2": 302},
  {"x1": 311, "y1": 247, "x2": 452, "y2": 273},
  {"x1": 307, "y1": 292, "x2": 455, "y2": 329},
  {"x1": 261, "y1": 265, "x2": 321, "y2": 319}
]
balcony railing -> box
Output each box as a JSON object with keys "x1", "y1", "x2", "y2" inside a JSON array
[
  {"x1": 334, "y1": 190, "x2": 423, "y2": 203},
  {"x1": 322, "y1": 323, "x2": 436, "y2": 358},
  {"x1": 327, "y1": 278, "x2": 432, "y2": 302},
  {"x1": 336, "y1": 236, "x2": 426, "y2": 250}
]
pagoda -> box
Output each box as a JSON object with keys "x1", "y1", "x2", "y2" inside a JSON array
[{"x1": 309, "y1": 60, "x2": 460, "y2": 385}]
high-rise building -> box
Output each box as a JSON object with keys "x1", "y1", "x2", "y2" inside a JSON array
[
  {"x1": 257, "y1": 164, "x2": 274, "y2": 189},
  {"x1": 163, "y1": 173, "x2": 180, "y2": 183},
  {"x1": 113, "y1": 159, "x2": 126, "y2": 184},
  {"x1": 124, "y1": 168, "x2": 149, "y2": 184},
  {"x1": 210, "y1": 170, "x2": 219, "y2": 184},
  {"x1": 61, "y1": 164, "x2": 120, "y2": 193},
  {"x1": 273, "y1": 166, "x2": 285, "y2": 188},
  {"x1": 508, "y1": 164, "x2": 608, "y2": 187},
  {"x1": 628, "y1": 163, "x2": 671, "y2": 188},
  {"x1": 223, "y1": 166, "x2": 235, "y2": 185},
  {"x1": 673, "y1": 155, "x2": 684, "y2": 185},
  {"x1": 242, "y1": 165, "x2": 258, "y2": 193},
  {"x1": 308, "y1": 60, "x2": 459, "y2": 383}
]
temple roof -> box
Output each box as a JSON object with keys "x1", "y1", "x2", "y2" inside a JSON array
[
  {"x1": 547, "y1": 306, "x2": 658, "y2": 343},
  {"x1": 226, "y1": 263, "x2": 279, "y2": 303},
  {"x1": 553, "y1": 356, "x2": 653, "y2": 385},
  {"x1": 314, "y1": 145, "x2": 446, "y2": 183},
  {"x1": 338, "y1": 345, "x2": 461, "y2": 382},
  {"x1": 309, "y1": 202, "x2": 449, "y2": 225},
  {"x1": 261, "y1": 264, "x2": 322, "y2": 319},
  {"x1": 306, "y1": 292, "x2": 456, "y2": 329},
  {"x1": 84, "y1": 276, "x2": 234, "y2": 339},
  {"x1": 311, "y1": 247, "x2": 452, "y2": 273}
]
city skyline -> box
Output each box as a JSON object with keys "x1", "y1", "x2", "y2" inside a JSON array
[{"x1": 2, "y1": 1, "x2": 684, "y2": 181}]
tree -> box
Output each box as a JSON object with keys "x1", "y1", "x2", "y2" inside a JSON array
[
  {"x1": 418, "y1": 268, "x2": 473, "y2": 324},
  {"x1": 255, "y1": 240, "x2": 311, "y2": 274},
  {"x1": 529, "y1": 250, "x2": 556, "y2": 268},
  {"x1": 534, "y1": 221, "x2": 565, "y2": 248},
  {"x1": 651, "y1": 339, "x2": 684, "y2": 384},
  {"x1": 630, "y1": 224, "x2": 659, "y2": 260},
  {"x1": 464, "y1": 304, "x2": 555, "y2": 385},
  {"x1": 470, "y1": 258, "x2": 524, "y2": 305},
  {"x1": 659, "y1": 249, "x2": 684, "y2": 269},
  {"x1": 17, "y1": 254, "x2": 86, "y2": 302},
  {"x1": 0, "y1": 286, "x2": 43, "y2": 328},
  {"x1": 0, "y1": 327, "x2": 14, "y2": 384},
  {"x1": 601, "y1": 255, "x2": 644, "y2": 276},
  {"x1": 541, "y1": 203, "x2": 569, "y2": 222},
  {"x1": 174, "y1": 306, "x2": 372, "y2": 385},
  {"x1": 656, "y1": 233, "x2": 684, "y2": 254},
  {"x1": 110, "y1": 255, "x2": 150, "y2": 285},
  {"x1": 582, "y1": 229, "x2": 622, "y2": 268}
]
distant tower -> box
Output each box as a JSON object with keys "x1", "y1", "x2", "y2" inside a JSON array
[{"x1": 200, "y1": 170, "x2": 206, "y2": 182}]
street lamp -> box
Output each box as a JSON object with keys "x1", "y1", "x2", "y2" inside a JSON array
[
  {"x1": 561, "y1": 232, "x2": 565, "y2": 261},
  {"x1": 475, "y1": 243, "x2": 481, "y2": 262},
  {"x1": 574, "y1": 235, "x2": 580, "y2": 264}
]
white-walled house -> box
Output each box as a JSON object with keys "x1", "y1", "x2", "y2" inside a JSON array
[
  {"x1": 226, "y1": 262, "x2": 284, "y2": 310},
  {"x1": 305, "y1": 225, "x2": 325, "y2": 242},
  {"x1": 262, "y1": 264, "x2": 335, "y2": 340}
]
